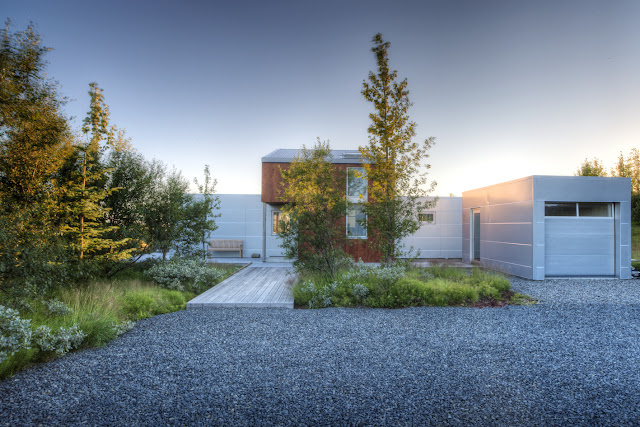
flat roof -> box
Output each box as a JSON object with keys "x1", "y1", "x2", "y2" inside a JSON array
[{"x1": 261, "y1": 148, "x2": 367, "y2": 164}]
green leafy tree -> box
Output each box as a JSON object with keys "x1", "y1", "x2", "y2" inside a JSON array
[
  {"x1": 359, "y1": 33, "x2": 436, "y2": 263},
  {"x1": 278, "y1": 140, "x2": 351, "y2": 278},
  {"x1": 144, "y1": 168, "x2": 191, "y2": 261},
  {"x1": 575, "y1": 157, "x2": 607, "y2": 177},
  {"x1": 188, "y1": 165, "x2": 220, "y2": 260},
  {"x1": 0, "y1": 20, "x2": 71, "y2": 208},
  {"x1": 102, "y1": 148, "x2": 165, "y2": 268},
  {"x1": 60, "y1": 83, "x2": 128, "y2": 261},
  {"x1": 0, "y1": 21, "x2": 71, "y2": 300}
]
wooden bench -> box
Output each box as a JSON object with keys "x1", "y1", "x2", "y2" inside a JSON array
[{"x1": 207, "y1": 239, "x2": 243, "y2": 258}]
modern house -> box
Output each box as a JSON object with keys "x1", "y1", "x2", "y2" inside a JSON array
[{"x1": 206, "y1": 149, "x2": 631, "y2": 280}]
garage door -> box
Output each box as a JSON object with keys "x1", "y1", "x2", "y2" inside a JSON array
[{"x1": 545, "y1": 202, "x2": 614, "y2": 276}]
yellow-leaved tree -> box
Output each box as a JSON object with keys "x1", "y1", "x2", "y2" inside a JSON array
[{"x1": 359, "y1": 33, "x2": 437, "y2": 263}]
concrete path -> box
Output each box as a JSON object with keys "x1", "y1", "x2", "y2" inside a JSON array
[{"x1": 187, "y1": 264, "x2": 294, "y2": 309}]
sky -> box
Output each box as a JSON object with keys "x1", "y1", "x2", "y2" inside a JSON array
[{"x1": 4, "y1": 0, "x2": 639, "y2": 195}]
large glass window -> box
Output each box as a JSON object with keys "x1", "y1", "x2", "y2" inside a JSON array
[
  {"x1": 545, "y1": 202, "x2": 577, "y2": 216},
  {"x1": 272, "y1": 211, "x2": 289, "y2": 234},
  {"x1": 347, "y1": 203, "x2": 367, "y2": 238},
  {"x1": 347, "y1": 167, "x2": 367, "y2": 201}
]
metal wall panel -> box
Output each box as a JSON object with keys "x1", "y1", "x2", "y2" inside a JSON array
[
  {"x1": 533, "y1": 176, "x2": 631, "y2": 279},
  {"x1": 545, "y1": 217, "x2": 615, "y2": 275},
  {"x1": 462, "y1": 177, "x2": 534, "y2": 278},
  {"x1": 399, "y1": 197, "x2": 463, "y2": 258},
  {"x1": 207, "y1": 194, "x2": 264, "y2": 258}
]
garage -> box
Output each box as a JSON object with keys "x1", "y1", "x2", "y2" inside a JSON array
[
  {"x1": 544, "y1": 202, "x2": 615, "y2": 276},
  {"x1": 462, "y1": 176, "x2": 631, "y2": 280}
]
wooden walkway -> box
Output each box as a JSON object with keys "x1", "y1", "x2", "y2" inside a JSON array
[{"x1": 186, "y1": 266, "x2": 294, "y2": 309}]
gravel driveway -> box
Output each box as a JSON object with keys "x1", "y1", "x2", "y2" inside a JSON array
[{"x1": 1, "y1": 278, "x2": 639, "y2": 426}]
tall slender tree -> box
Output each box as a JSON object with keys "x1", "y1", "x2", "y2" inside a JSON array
[
  {"x1": 359, "y1": 33, "x2": 436, "y2": 263},
  {"x1": 61, "y1": 83, "x2": 127, "y2": 260}
]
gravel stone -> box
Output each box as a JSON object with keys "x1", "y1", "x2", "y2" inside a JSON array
[{"x1": 1, "y1": 278, "x2": 639, "y2": 425}]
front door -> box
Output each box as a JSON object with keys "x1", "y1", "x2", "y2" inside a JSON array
[{"x1": 472, "y1": 209, "x2": 480, "y2": 261}]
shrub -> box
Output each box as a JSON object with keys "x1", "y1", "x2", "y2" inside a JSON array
[
  {"x1": 145, "y1": 257, "x2": 224, "y2": 292},
  {"x1": 43, "y1": 299, "x2": 74, "y2": 316},
  {"x1": 0, "y1": 306, "x2": 33, "y2": 363},
  {"x1": 32, "y1": 324, "x2": 86, "y2": 356}
]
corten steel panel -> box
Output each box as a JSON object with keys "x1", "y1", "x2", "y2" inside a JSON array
[
  {"x1": 261, "y1": 161, "x2": 370, "y2": 204},
  {"x1": 262, "y1": 163, "x2": 288, "y2": 203}
]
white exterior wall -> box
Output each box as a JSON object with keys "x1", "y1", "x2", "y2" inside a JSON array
[
  {"x1": 207, "y1": 194, "x2": 263, "y2": 258},
  {"x1": 399, "y1": 197, "x2": 463, "y2": 259}
]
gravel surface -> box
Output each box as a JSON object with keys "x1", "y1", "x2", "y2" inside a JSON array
[{"x1": 2, "y1": 279, "x2": 640, "y2": 426}]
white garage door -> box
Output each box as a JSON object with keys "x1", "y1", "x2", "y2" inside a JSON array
[{"x1": 545, "y1": 202, "x2": 614, "y2": 276}]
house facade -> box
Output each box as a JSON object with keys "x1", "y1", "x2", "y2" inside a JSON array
[{"x1": 206, "y1": 149, "x2": 631, "y2": 280}]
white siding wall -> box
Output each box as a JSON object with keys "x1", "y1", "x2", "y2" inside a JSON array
[{"x1": 399, "y1": 197, "x2": 463, "y2": 259}]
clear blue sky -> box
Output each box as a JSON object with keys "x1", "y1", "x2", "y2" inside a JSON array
[{"x1": 5, "y1": 0, "x2": 639, "y2": 195}]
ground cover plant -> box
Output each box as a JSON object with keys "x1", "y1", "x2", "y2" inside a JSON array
[
  {"x1": 0, "y1": 260, "x2": 239, "y2": 380},
  {"x1": 292, "y1": 262, "x2": 532, "y2": 309}
]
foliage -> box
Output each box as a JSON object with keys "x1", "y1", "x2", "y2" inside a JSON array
[
  {"x1": 32, "y1": 324, "x2": 85, "y2": 355},
  {"x1": 145, "y1": 257, "x2": 226, "y2": 292},
  {"x1": 292, "y1": 263, "x2": 515, "y2": 309},
  {"x1": 0, "y1": 305, "x2": 32, "y2": 363},
  {"x1": 359, "y1": 33, "x2": 436, "y2": 263},
  {"x1": 180, "y1": 165, "x2": 220, "y2": 259},
  {"x1": 0, "y1": 20, "x2": 71, "y2": 208},
  {"x1": 59, "y1": 83, "x2": 129, "y2": 261},
  {"x1": 278, "y1": 140, "x2": 352, "y2": 277},
  {"x1": 575, "y1": 157, "x2": 607, "y2": 177}
]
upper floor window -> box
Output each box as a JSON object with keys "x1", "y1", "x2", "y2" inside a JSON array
[{"x1": 347, "y1": 167, "x2": 367, "y2": 202}]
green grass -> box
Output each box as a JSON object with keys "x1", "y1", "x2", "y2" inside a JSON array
[
  {"x1": 632, "y1": 223, "x2": 640, "y2": 267},
  {"x1": 1, "y1": 261, "x2": 241, "y2": 380},
  {"x1": 292, "y1": 265, "x2": 528, "y2": 309}
]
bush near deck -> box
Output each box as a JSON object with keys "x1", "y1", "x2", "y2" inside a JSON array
[
  {"x1": 1, "y1": 260, "x2": 239, "y2": 380},
  {"x1": 292, "y1": 263, "x2": 528, "y2": 309}
]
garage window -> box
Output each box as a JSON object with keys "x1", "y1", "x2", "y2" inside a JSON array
[
  {"x1": 578, "y1": 203, "x2": 612, "y2": 217},
  {"x1": 545, "y1": 202, "x2": 612, "y2": 217}
]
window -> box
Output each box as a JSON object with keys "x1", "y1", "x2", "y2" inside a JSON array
[
  {"x1": 545, "y1": 202, "x2": 612, "y2": 217},
  {"x1": 272, "y1": 211, "x2": 289, "y2": 234},
  {"x1": 347, "y1": 167, "x2": 367, "y2": 202},
  {"x1": 419, "y1": 212, "x2": 435, "y2": 223},
  {"x1": 578, "y1": 202, "x2": 612, "y2": 217},
  {"x1": 545, "y1": 202, "x2": 577, "y2": 216},
  {"x1": 346, "y1": 167, "x2": 367, "y2": 238},
  {"x1": 347, "y1": 203, "x2": 367, "y2": 238}
]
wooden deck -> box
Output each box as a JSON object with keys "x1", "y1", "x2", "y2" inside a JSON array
[{"x1": 186, "y1": 266, "x2": 294, "y2": 309}]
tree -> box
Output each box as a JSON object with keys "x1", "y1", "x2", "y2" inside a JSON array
[
  {"x1": 278, "y1": 140, "x2": 351, "y2": 277},
  {"x1": 575, "y1": 157, "x2": 607, "y2": 177},
  {"x1": 189, "y1": 165, "x2": 220, "y2": 260},
  {"x1": 0, "y1": 21, "x2": 72, "y2": 299},
  {"x1": 60, "y1": 83, "x2": 128, "y2": 261},
  {"x1": 103, "y1": 148, "x2": 164, "y2": 267},
  {"x1": 359, "y1": 33, "x2": 436, "y2": 263},
  {"x1": 0, "y1": 20, "x2": 71, "y2": 209}
]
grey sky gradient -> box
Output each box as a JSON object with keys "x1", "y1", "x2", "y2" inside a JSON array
[{"x1": 4, "y1": 0, "x2": 639, "y2": 195}]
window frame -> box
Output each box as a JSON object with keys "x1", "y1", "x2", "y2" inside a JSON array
[
  {"x1": 419, "y1": 211, "x2": 436, "y2": 224},
  {"x1": 346, "y1": 202, "x2": 367, "y2": 239},
  {"x1": 272, "y1": 210, "x2": 290, "y2": 235},
  {"x1": 544, "y1": 202, "x2": 613, "y2": 218}
]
